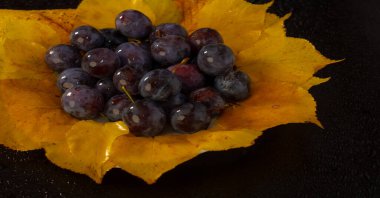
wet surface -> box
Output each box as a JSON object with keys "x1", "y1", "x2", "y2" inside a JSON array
[{"x1": 0, "y1": 0, "x2": 379, "y2": 197}]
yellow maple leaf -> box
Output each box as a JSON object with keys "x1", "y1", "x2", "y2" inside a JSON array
[{"x1": 0, "y1": 0, "x2": 336, "y2": 184}]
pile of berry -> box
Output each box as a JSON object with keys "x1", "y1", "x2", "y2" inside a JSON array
[{"x1": 45, "y1": 10, "x2": 250, "y2": 137}]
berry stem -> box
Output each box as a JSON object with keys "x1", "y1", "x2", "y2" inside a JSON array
[
  {"x1": 128, "y1": 38, "x2": 141, "y2": 44},
  {"x1": 157, "y1": 30, "x2": 162, "y2": 37},
  {"x1": 180, "y1": 57, "x2": 190, "y2": 64},
  {"x1": 99, "y1": 113, "x2": 110, "y2": 121},
  {"x1": 121, "y1": 86, "x2": 135, "y2": 103}
]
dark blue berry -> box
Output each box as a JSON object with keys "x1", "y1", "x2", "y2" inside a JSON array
[
  {"x1": 70, "y1": 25, "x2": 104, "y2": 51},
  {"x1": 45, "y1": 44, "x2": 81, "y2": 72},
  {"x1": 57, "y1": 68, "x2": 97, "y2": 93},
  {"x1": 151, "y1": 35, "x2": 191, "y2": 66},
  {"x1": 197, "y1": 44, "x2": 235, "y2": 76},
  {"x1": 61, "y1": 85, "x2": 104, "y2": 119},
  {"x1": 122, "y1": 99, "x2": 166, "y2": 136},
  {"x1": 104, "y1": 94, "x2": 132, "y2": 121},
  {"x1": 139, "y1": 69, "x2": 182, "y2": 101},
  {"x1": 190, "y1": 87, "x2": 226, "y2": 116},
  {"x1": 95, "y1": 78, "x2": 118, "y2": 100},
  {"x1": 113, "y1": 65, "x2": 144, "y2": 95},
  {"x1": 115, "y1": 42, "x2": 152, "y2": 72},
  {"x1": 167, "y1": 64, "x2": 205, "y2": 93},
  {"x1": 115, "y1": 10, "x2": 153, "y2": 39},
  {"x1": 170, "y1": 103, "x2": 211, "y2": 133},
  {"x1": 214, "y1": 70, "x2": 250, "y2": 101},
  {"x1": 189, "y1": 28, "x2": 223, "y2": 52},
  {"x1": 81, "y1": 48, "x2": 120, "y2": 78}
]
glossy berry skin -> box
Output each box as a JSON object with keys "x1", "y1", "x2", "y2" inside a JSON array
[
  {"x1": 139, "y1": 69, "x2": 182, "y2": 101},
  {"x1": 170, "y1": 103, "x2": 211, "y2": 133},
  {"x1": 70, "y1": 25, "x2": 104, "y2": 51},
  {"x1": 150, "y1": 23, "x2": 188, "y2": 42},
  {"x1": 167, "y1": 64, "x2": 205, "y2": 93},
  {"x1": 104, "y1": 94, "x2": 132, "y2": 121},
  {"x1": 45, "y1": 44, "x2": 81, "y2": 72},
  {"x1": 151, "y1": 35, "x2": 191, "y2": 66},
  {"x1": 214, "y1": 70, "x2": 250, "y2": 101},
  {"x1": 115, "y1": 42, "x2": 152, "y2": 72},
  {"x1": 189, "y1": 28, "x2": 224, "y2": 52},
  {"x1": 100, "y1": 28, "x2": 129, "y2": 49},
  {"x1": 197, "y1": 44, "x2": 235, "y2": 76},
  {"x1": 160, "y1": 93, "x2": 187, "y2": 114},
  {"x1": 113, "y1": 66, "x2": 144, "y2": 95},
  {"x1": 122, "y1": 99, "x2": 166, "y2": 137},
  {"x1": 81, "y1": 48, "x2": 120, "y2": 78},
  {"x1": 190, "y1": 87, "x2": 226, "y2": 116},
  {"x1": 95, "y1": 78, "x2": 118, "y2": 100},
  {"x1": 115, "y1": 10, "x2": 153, "y2": 39},
  {"x1": 57, "y1": 68, "x2": 97, "y2": 93},
  {"x1": 61, "y1": 85, "x2": 104, "y2": 119}
]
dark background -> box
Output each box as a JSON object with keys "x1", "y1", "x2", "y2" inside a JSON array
[{"x1": 0, "y1": 0, "x2": 379, "y2": 197}]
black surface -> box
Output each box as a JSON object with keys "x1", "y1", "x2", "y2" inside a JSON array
[{"x1": 0, "y1": 0, "x2": 379, "y2": 197}]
